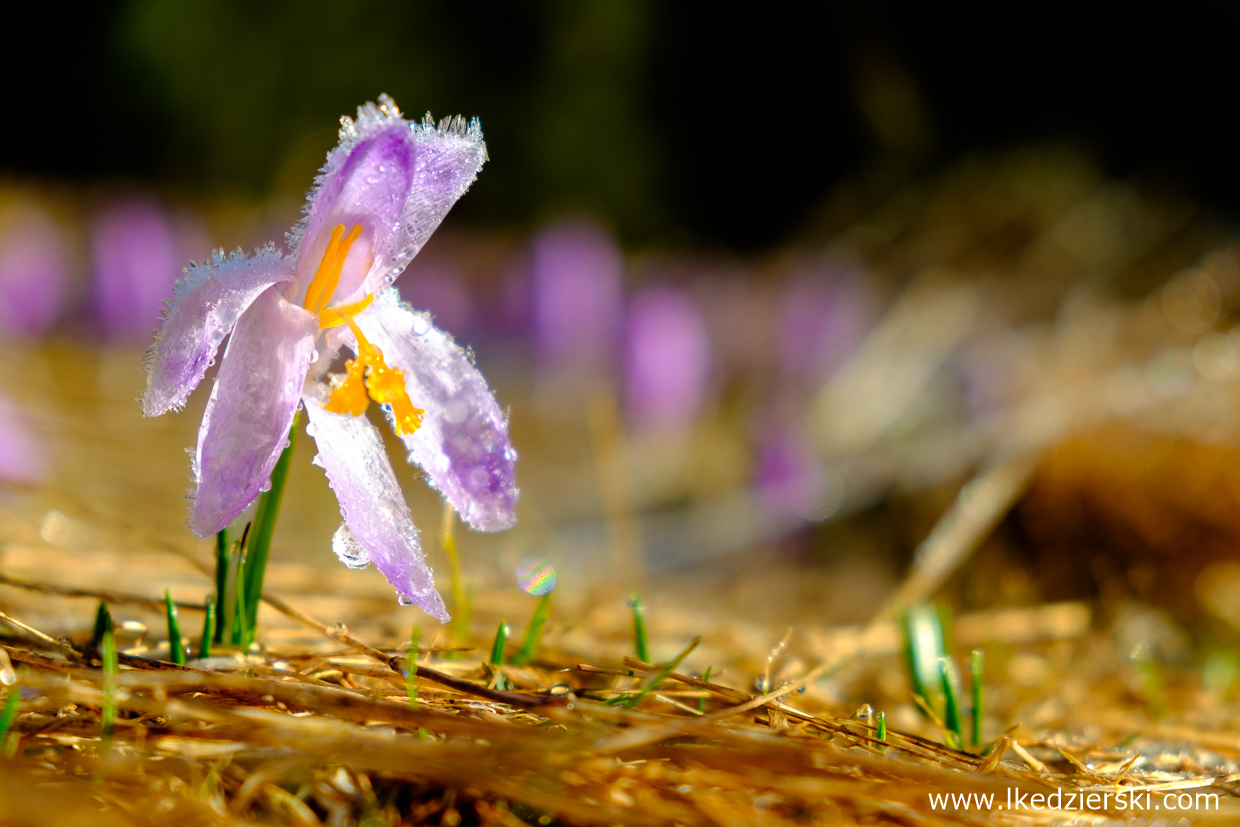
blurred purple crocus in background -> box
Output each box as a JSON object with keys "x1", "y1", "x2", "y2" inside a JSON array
[
  {"x1": 625, "y1": 284, "x2": 712, "y2": 430},
  {"x1": 755, "y1": 429, "x2": 838, "y2": 525},
  {"x1": 0, "y1": 202, "x2": 69, "y2": 338},
  {"x1": 92, "y1": 200, "x2": 184, "y2": 340},
  {"x1": 142, "y1": 96, "x2": 518, "y2": 620},
  {"x1": 777, "y1": 263, "x2": 871, "y2": 382},
  {"x1": 0, "y1": 395, "x2": 43, "y2": 484},
  {"x1": 531, "y1": 219, "x2": 624, "y2": 372}
]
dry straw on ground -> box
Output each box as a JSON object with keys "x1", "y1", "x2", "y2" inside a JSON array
[{"x1": 8, "y1": 146, "x2": 1240, "y2": 824}]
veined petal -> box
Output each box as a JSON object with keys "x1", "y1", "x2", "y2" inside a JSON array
[
  {"x1": 143, "y1": 245, "x2": 295, "y2": 416},
  {"x1": 288, "y1": 96, "x2": 487, "y2": 304},
  {"x1": 191, "y1": 288, "x2": 317, "y2": 536},
  {"x1": 304, "y1": 397, "x2": 450, "y2": 621},
  {"x1": 355, "y1": 290, "x2": 518, "y2": 532}
]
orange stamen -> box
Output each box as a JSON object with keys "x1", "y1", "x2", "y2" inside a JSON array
[
  {"x1": 324, "y1": 315, "x2": 424, "y2": 436},
  {"x1": 303, "y1": 224, "x2": 364, "y2": 313}
]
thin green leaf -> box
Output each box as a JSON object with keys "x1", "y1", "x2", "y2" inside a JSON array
[
  {"x1": 164, "y1": 589, "x2": 186, "y2": 666},
  {"x1": 628, "y1": 592, "x2": 649, "y2": 664},
  {"x1": 970, "y1": 648, "x2": 984, "y2": 748},
  {"x1": 940, "y1": 656, "x2": 964, "y2": 750},
  {"x1": 100, "y1": 630, "x2": 118, "y2": 740},
  {"x1": 512, "y1": 593, "x2": 552, "y2": 666},
  {"x1": 90, "y1": 601, "x2": 113, "y2": 650},
  {"x1": 199, "y1": 594, "x2": 215, "y2": 660},
  {"x1": 620, "y1": 636, "x2": 700, "y2": 709}
]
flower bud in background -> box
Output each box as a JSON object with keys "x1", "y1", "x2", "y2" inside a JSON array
[
  {"x1": 625, "y1": 284, "x2": 711, "y2": 431},
  {"x1": 531, "y1": 219, "x2": 623, "y2": 372},
  {"x1": 0, "y1": 202, "x2": 69, "y2": 338},
  {"x1": 92, "y1": 199, "x2": 208, "y2": 340}
]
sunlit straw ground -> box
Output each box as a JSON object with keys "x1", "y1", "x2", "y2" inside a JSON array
[{"x1": 9, "y1": 146, "x2": 1240, "y2": 825}]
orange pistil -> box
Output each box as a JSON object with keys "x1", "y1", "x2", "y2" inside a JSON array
[
  {"x1": 303, "y1": 224, "x2": 365, "y2": 314},
  {"x1": 325, "y1": 316, "x2": 424, "y2": 436}
]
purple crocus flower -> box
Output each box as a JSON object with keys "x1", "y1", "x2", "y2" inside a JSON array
[
  {"x1": 531, "y1": 219, "x2": 624, "y2": 371},
  {"x1": 0, "y1": 203, "x2": 69, "y2": 338},
  {"x1": 141, "y1": 96, "x2": 518, "y2": 621},
  {"x1": 625, "y1": 284, "x2": 712, "y2": 430}
]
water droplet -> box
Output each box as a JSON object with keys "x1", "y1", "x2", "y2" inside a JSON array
[
  {"x1": 398, "y1": 595, "x2": 413, "y2": 606},
  {"x1": 515, "y1": 556, "x2": 557, "y2": 596},
  {"x1": 331, "y1": 523, "x2": 370, "y2": 569}
]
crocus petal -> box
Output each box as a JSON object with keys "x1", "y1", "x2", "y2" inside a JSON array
[
  {"x1": 143, "y1": 246, "x2": 295, "y2": 416},
  {"x1": 191, "y1": 288, "x2": 317, "y2": 536},
  {"x1": 289, "y1": 95, "x2": 487, "y2": 303},
  {"x1": 355, "y1": 289, "x2": 518, "y2": 532},
  {"x1": 304, "y1": 397, "x2": 450, "y2": 621}
]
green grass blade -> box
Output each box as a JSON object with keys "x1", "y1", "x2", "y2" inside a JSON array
[
  {"x1": 697, "y1": 666, "x2": 712, "y2": 712},
  {"x1": 0, "y1": 689, "x2": 19, "y2": 742},
  {"x1": 876, "y1": 710, "x2": 887, "y2": 743},
  {"x1": 164, "y1": 590, "x2": 186, "y2": 666},
  {"x1": 970, "y1": 648, "x2": 984, "y2": 748},
  {"x1": 199, "y1": 595, "x2": 215, "y2": 659},
  {"x1": 940, "y1": 656, "x2": 964, "y2": 750},
  {"x1": 628, "y1": 592, "x2": 649, "y2": 663},
  {"x1": 407, "y1": 625, "x2": 421, "y2": 709},
  {"x1": 242, "y1": 411, "x2": 299, "y2": 638},
  {"x1": 620, "y1": 636, "x2": 699, "y2": 709},
  {"x1": 512, "y1": 593, "x2": 552, "y2": 666},
  {"x1": 90, "y1": 601, "x2": 113, "y2": 650},
  {"x1": 100, "y1": 630, "x2": 118, "y2": 740},
  {"x1": 489, "y1": 621, "x2": 511, "y2": 691},
  {"x1": 901, "y1": 602, "x2": 947, "y2": 718}
]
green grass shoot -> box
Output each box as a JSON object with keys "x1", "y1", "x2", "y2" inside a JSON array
[
  {"x1": 407, "y1": 625, "x2": 421, "y2": 709},
  {"x1": 164, "y1": 589, "x2": 186, "y2": 666},
  {"x1": 876, "y1": 710, "x2": 887, "y2": 743},
  {"x1": 489, "y1": 621, "x2": 511, "y2": 691},
  {"x1": 620, "y1": 636, "x2": 700, "y2": 709},
  {"x1": 628, "y1": 592, "x2": 649, "y2": 663},
  {"x1": 512, "y1": 593, "x2": 551, "y2": 666},
  {"x1": 900, "y1": 602, "x2": 948, "y2": 721},
  {"x1": 970, "y1": 648, "x2": 984, "y2": 748},
  {"x1": 90, "y1": 601, "x2": 113, "y2": 650},
  {"x1": 100, "y1": 629, "x2": 118, "y2": 740},
  {"x1": 199, "y1": 594, "x2": 215, "y2": 659},
  {"x1": 939, "y1": 656, "x2": 964, "y2": 750},
  {"x1": 242, "y1": 412, "x2": 299, "y2": 641},
  {"x1": 697, "y1": 665, "x2": 712, "y2": 712},
  {"x1": 0, "y1": 688, "x2": 19, "y2": 751}
]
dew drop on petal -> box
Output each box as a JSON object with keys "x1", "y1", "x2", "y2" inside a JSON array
[
  {"x1": 398, "y1": 595, "x2": 413, "y2": 606},
  {"x1": 515, "y1": 556, "x2": 557, "y2": 596}
]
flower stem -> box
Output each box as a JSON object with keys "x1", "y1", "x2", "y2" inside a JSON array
[{"x1": 242, "y1": 411, "x2": 300, "y2": 643}]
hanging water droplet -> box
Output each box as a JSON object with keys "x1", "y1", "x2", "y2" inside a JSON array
[
  {"x1": 331, "y1": 523, "x2": 370, "y2": 569},
  {"x1": 398, "y1": 595, "x2": 413, "y2": 606},
  {"x1": 515, "y1": 556, "x2": 557, "y2": 596}
]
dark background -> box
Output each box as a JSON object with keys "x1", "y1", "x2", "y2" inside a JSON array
[{"x1": 6, "y1": 1, "x2": 1240, "y2": 251}]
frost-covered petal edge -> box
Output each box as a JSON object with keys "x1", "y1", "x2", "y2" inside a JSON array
[{"x1": 143, "y1": 245, "x2": 295, "y2": 416}]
